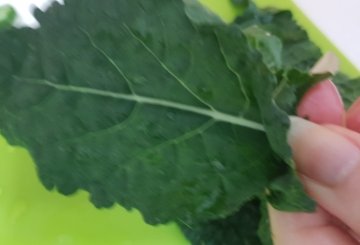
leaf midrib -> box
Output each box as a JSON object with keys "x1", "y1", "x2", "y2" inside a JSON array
[{"x1": 15, "y1": 77, "x2": 265, "y2": 131}]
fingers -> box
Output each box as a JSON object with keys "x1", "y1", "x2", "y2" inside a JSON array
[
  {"x1": 269, "y1": 206, "x2": 358, "y2": 245},
  {"x1": 346, "y1": 97, "x2": 360, "y2": 133},
  {"x1": 324, "y1": 124, "x2": 360, "y2": 148},
  {"x1": 288, "y1": 117, "x2": 360, "y2": 234},
  {"x1": 296, "y1": 80, "x2": 345, "y2": 126}
]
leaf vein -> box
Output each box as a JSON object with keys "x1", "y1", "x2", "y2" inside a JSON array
[
  {"x1": 13, "y1": 76, "x2": 265, "y2": 131},
  {"x1": 80, "y1": 28, "x2": 136, "y2": 94},
  {"x1": 123, "y1": 23, "x2": 215, "y2": 110},
  {"x1": 54, "y1": 103, "x2": 142, "y2": 145},
  {"x1": 129, "y1": 119, "x2": 216, "y2": 161},
  {"x1": 214, "y1": 30, "x2": 251, "y2": 116}
]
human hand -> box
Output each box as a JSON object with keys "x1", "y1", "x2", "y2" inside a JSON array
[
  {"x1": 270, "y1": 117, "x2": 360, "y2": 244},
  {"x1": 270, "y1": 80, "x2": 360, "y2": 244}
]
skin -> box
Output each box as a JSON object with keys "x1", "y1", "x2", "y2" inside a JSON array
[
  {"x1": 296, "y1": 80, "x2": 345, "y2": 126},
  {"x1": 346, "y1": 97, "x2": 360, "y2": 132},
  {"x1": 270, "y1": 81, "x2": 360, "y2": 244}
]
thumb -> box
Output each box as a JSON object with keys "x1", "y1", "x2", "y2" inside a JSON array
[{"x1": 289, "y1": 117, "x2": 360, "y2": 234}]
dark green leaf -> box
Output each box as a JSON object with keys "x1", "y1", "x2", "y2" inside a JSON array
[
  {"x1": 0, "y1": 0, "x2": 288, "y2": 225},
  {"x1": 257, "y1": 197, "x2": 273, "y2": 245},
  {"x1": 2, "y1": 1, "x2": 342, "y2": 244},
  {"x1": 333, "y1": 73, "x2": 360, "y2": 108},
  {"x1": 235, "y1": 6, "x2": 322, "y2": 71},
  {"x1": 274, "y1": 69, "x2": 332, "y2": 114},
  {"x1": 243, "y1": 25, "x2": 283, "y2": 71},
  {"x1": 180, "y1": 199, "x2": 262, "y2": 245},
  {"x1": 261, "y1": 11, "x2": 321, "y2": 71},
  {"x1": 267, "y1": 171, "x2": 315, "y2": 212},
  {"x1": 184, "y1": 0, "x2": 222, "y2": 25}
]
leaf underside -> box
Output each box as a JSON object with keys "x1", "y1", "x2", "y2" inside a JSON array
[
  {"x1": 0, "y1": 0, "x2": 288, "y2": 225},
  {"x1": 3, "y1": 0, "x2": 356, "y2": 244}
]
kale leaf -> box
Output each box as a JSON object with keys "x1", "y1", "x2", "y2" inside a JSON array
[
  {"x1": 0, "y1": 0, "x2": 291, "y2": 225},
  {"x1": 180, "y1": 199, "x2": 262, "y2": 245},
  {"x1": 1, "y1": 1, "x2": 358, "y2": 244}
]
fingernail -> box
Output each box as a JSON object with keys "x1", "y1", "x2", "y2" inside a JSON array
[{"x1": 288, "y1": 116, "x2": 360, "y2": 186}]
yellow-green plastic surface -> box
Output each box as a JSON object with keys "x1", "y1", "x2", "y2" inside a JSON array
[{"x1": 0, "y1": 1, "x2": 358, "y2": 245}]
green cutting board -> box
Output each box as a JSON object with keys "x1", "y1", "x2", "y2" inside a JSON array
[{"x1": 0, "y1": 1, "x2": 358, "y2": 245}]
